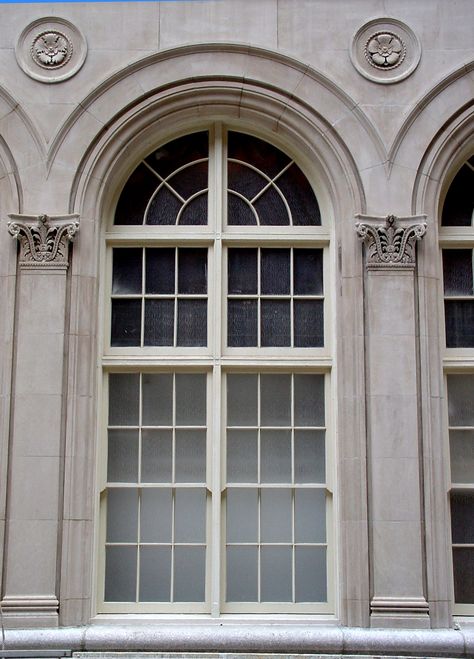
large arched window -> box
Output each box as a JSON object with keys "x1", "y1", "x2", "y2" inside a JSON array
[{"x1": 98, "y1": 126, "x2": 333, "y2": 614}]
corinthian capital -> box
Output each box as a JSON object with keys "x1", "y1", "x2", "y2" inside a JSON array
[
  {"x1": 8, "y1": 213, "x2": 80, "y2": 269},
  {"x1": 355, "y1": 214, "x2": 427, "y2": 269}
]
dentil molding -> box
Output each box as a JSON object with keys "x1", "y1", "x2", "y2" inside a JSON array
[{"x1": 356, "y1": 214, "x2": 427, "y2": 269}]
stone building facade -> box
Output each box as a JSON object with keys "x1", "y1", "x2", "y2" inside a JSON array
[{"x1": 0, "y1": 1, "x2": 473, "y2": 657}]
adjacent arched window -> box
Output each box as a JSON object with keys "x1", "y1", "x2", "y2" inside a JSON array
[{"x1": 99, "y1": 126, "x2": 333, "y2": 614}]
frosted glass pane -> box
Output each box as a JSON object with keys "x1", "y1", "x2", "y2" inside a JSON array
[
  {"x1": 176, "y1": 374, "x2": 206, "y2": 425},
  {"x1": 171, "y1": 162, "x2": 208, "y2": 200},
  {"x1": 227, "y1": 429, "x2": 258, "y2": 482},
  {"x1": 227, "y1": 374, "x2": 258, "y2": 426},
  {"x1": 294, "y1": 300, "x2": 324, "y2": 347},
  {"x1": 294, "y1": 374, "x2": 325, "y2": 426},
  {"x1": 261, "y1": 249, "x2": 290, "y2": 294},
  {"x1": 255, "y1": 187, "x2": 290, "y2": 226},
  {"x1": 106, "y1": 488, "x2": 138, "y2": 542},
  {"x1": 276, "y1": 163, "x2": 321, "y2": 226},
  {"x1": 453, "y1": 548, "x2": 474, "y2": 603},
  {"x1": 144, "y1": 299, "x2": 174, "y2": 346},
  {"x1": 142, "y1": 374, "x2": 173, "y2": 426},
  {"x1": 112, "y1": 248, "x2": 142, "y2": 294},
  {"x1": 295, "y1": 547, "x2": 326, "y2": 602},
  {"x1": 177, "y1": 299, "x2": 207, "y2": 346},
  {"x1": 227, "y1": 192, "x2": 258, "y2": 226},
  {"x1": 226, "y1": 488, "x2": 258, "y2": 542},
  {"x1": 228, "y1": 300, "x2": 258, "y2": 347},
  {"x1": 294, "y1": 249, "x2": 323, "y2": 294},
  {"x1": 226, "y1": 546, "x2": 258, "y2": 602},
  {"x1": 179, "y1": 192, "x2": 208, "y2": 225},
  {"x1": 105, "y1": 546, "x2": 137, "y2": 602},
  {"x1": 260, "y1": 488, "x2": 292, "y2": 542},
  {"x1": 261, "y1": 547, "x2": 292, "y2": 602},
  {"x1": 174, "y1": 547, "x2": 206, "y2": 602},
  {"x1": 174, "y1": 488, "x2": 206, "y2": 543},
  {"x1": 228, "y1": 249, "x2": 257, "y2": 294},
  {"x1": 140, "y1": 488, "x2": 172, "y2": 542},
  {"x1": 295, "y1": 489, "x2": 326, "y2": 543},
  {"x1": 115, "y1": 163, "x2": 158, "y2": 225},
  {"x1": 228, "y1": 161, "x2": 266, "y2": 199},
  {"x1": 145, "y1": 248, "x2": 175, "y2": 293},
  {"x1": 111, "y1": 299, "x2": 141, "y2": 347},
  {"x1": 450, "y1": 430, "x2": 474, "y2": 482},
  {"x1": 139, "y1": 546, "x2": 171, "y2": 602},
  {"x1": 443, "y1": 250, "x2": 473, "y2": 295},
  {"x1": 445, "y1": 301, "x2": 474, "y2": 347},
  {"x1": 146, "y1": 132, "x2": 208, "y2": 178},
  {"x1": 141, "y1": 429, "x2": 172, "y2": 482},
  {"x1": 175, "y1": 429, "x2": 206, "y2": 482},
  {"x1": 107, "y1": 429, "x2": 139, "y2": 482},
  {"x1": 261, "y1": 300, "x2": 291, "y2": 347},
  {"x1": 294, "y1": 430, "x2": 325, "y2": 483},
  {"x1": 447, "y1": 375, "x2": 474, "y2": 425},
  {"x1": 260, "y1": 430, "x2": 291, "y2": 483},
  {"x1": 228, "y1": 132, "x2": 290, "y2": 177},
  {"x1": 451, "y1": 492, "x2": 474, "y2": 543},
  {"x1": 178, "y1": 249, "x2": 207, "y2": 294},
  {"x1": 146, "y1": 186, "x2": 182, "y2": 225},
  {"x1": 109, "y1": 373, "x2": 139, "y2": 425},
  {"x1": 260, "y1": 374, "x2": 291, "y2": 426}
]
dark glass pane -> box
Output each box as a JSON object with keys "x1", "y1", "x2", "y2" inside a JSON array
[
  {"x1": 445, "y1": 300, "x2": 474, "y2": 347},
  {"x1": 107, "y1": 429, "x2": 139, "y2": 482},
  {"x1": 178, "y1": 249, "x2": 207, "y2": 294},
  {"x1": 105, "y1": 546, "x2": 137, "y2": 601},
  {"x1": 453, "y1": 548, "x2": 474, "y2": 603},
  {"x1": 261, "y1": 300, "x2": 291, "y2": 346},
  {"x1": 294, "y1": 300, "x2": 324, "y2": 347},
  {"x1": 261, "y1": 249, "x2": 290, "y2": 294},
  {"x1": 276, "y1": 163, "x2": 321, "y2": 226},
  {"x1": 442, "y1": 164, "x2": 474, "y2": 226},
  {"x1": 228, "y1": 132, "x2": 290, "y2": 178},
  {"x1": 451, "y1": 492, "x2": 474, "y2": 543},
  {"x1": 228, "y1": 161, "x2": 266, "y2": 199},
  {"x1": 170, "y1": 162, "x2": 208, "y2": 199},
  {"x1": 142, "y1": 373, "x2": 173, "y2": 425},
  {"x1": 294, "y1": 374, "x2": 325, "y2": 426},
  {"x1": 443, "y1": 250, "x2": 473, "y2": 295},
  {"x1": 294, "y1": 249, "x2": 323, "y2": 295},
  {"x1": 228, "y1": 300, "x2": 257, "y2": 347},
  {"x1": 145, "y1": 132, "x2": 209, "y2": 178},
  {"x1": 146, "y1": 186, "x2": 182, "y2": 225},
  {"x1": 260, "y1": 374, "x2": 291, "y2": 426},
  {"x1": 144, "y1": 299, "x2": 174, "y2": 346},
  {"x1": 228, "y1": 248, "x2": 258, "y2": 294},
  {"x1": 111, "y1": 299, "x2": 141, "y2": 347},
  {"x1": 227, "y1": 192, "x2": 257, "y2": 225},
  {"x1": 254, "y1": 186, "x2": 290, "y2": 226},
  {"x1": 115, "y1": 163, "x2": 158, "y2": 225},
  {"x1": 145, "y1": 248, "x2": 175, "y2": 294},
  {"x1": 179, "y1": 192, "x2": 208, "y2": 225},
  {"x1": 177, "y1": 299, "x2": 207, "y2": 346},
  {"x1": 112, "y1": 248, "x2": 142, "y2": 294},
  {"x1": 447, "y1": 374, "x2": 474, "y2": 426},
  {"x1": 108, "y1": 373, "x2": 139, "y2": 425}
]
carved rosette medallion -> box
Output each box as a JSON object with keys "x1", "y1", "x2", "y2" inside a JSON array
[
  {"x1": 8, "y1": 214, "x2": 80, "y2": 269},
  {"x1": 356, "y1": 214, "x2": 427, "y2": 270},
  {"x1": 31, "y1": 30, "x2": 73, "y2": 70},
  {"x1": 365, "y1": 31, "x2": 406, "y2": 70}
]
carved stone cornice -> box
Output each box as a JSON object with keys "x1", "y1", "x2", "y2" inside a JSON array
[
  {"x1": 356, "y1": 214, "x2": 427, "y2": 269},
  {"x1": 8, "y1": 213, "x2": 79, "y2": 269}
]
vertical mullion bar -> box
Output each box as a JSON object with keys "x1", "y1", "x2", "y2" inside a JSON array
[
  {"x1": 174, "y1": 248, "x2": 178, "y2": 347},
  {"x1": 257, "y1": 249, "x2": 262, "y2": 347},
  {"x1": 140, "y1": 248, "x2": 145, "y2": 347},
  {"x1": 257, "y1": 373, "x2": 261, "y2": 602},
  {"x1": 136, "y1": 372, "x2": 143, "y2": 602},
  {"x1": 290, "y1": 248, "x2": 294, "y2": 347},
  {"x1": 211, "y1": 365, "x2": 221, "y2": 616},
  {"x1": 171, "y1": 373, "x2": 177, "y2": 603},
  {"x1": 291, "y1": 373, "x2": 296, "y2": 602}
]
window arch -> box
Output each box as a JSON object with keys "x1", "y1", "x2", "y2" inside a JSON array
[{"x1": 99, "y1": 125, "x2": 333, "y2": 614}]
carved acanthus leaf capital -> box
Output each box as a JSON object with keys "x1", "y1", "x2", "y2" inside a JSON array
[
  {"x1": 356, "y1": 214, "x2": 427, "y2": 269},
  {"x1": 8, "y1": 213, "x2": 80, "y2": 269}
]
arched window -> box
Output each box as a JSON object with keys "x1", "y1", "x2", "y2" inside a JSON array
[{"x1": 99, "y1": 126, "x2": 333, "y2": 614}]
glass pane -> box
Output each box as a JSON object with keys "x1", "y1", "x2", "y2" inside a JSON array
[
  {"x1": 140, "y1": 488, "x2": 172, "y2": 542},
  {"x1": 260, "y1": 430, "x2": 291, "y2": 483},
  {"x1": 445, "y1": 300, "x2": 474, "y2": 347},
  {"x1": 177, "y1": 299, "x2": 207, "y2": 346},
  {"x1": 141, "y1": 429, "x2": 172, "y2": 483},
  {"x1": 111, "y1": 299, "x2": 141, "y2": 347},
  {"x1": 179, "y1": 192, "x2": 208, "y2": 225},
  {"x1": 106, "y1": 488, "x2": 138, "y2": 542},
  {"x1": 453, "y1": 547, "x2": 474, "y2": 603},
  {"x1": 174, "y1": 488, "x2": 206, "y2": 543},
  {"x1": 294, "y1": 249, "x2": 323, "y2": 294},
  {"x1": 142, "y1": 373, "x2": 173, "y2": 426},
  {"x1": 227, "y1": 192, "x2": 257, "y2": 226},
  {"x1": 226, "y1": 488, "x2": 258, "y2": 543},
  {"x1": 261, "y1": 249, "x2": 290, "y2": 295},
  {"x1": 276, "y1": 163, "x2": 321, "y2": 226},
  {"x1": 112, "y1": 248, "x2": 142, "y2": 294},
  {"x1": 227, "y1": 429, "x2": 258, "y2": 482},
  {"x1": 145, "y1": 248, "x2": 175, "y2": 294},
  {"x1": 255, "y1": 187, "x2": 290, "y2": 226},
  {"x1": 260, "y1": 488, "x2": 292, "y2": 542},
  {"x1": 107, "y1": 429, "x2": 139, "y2": 482},
  {"x1": 295, "y1": 547, "x2": 327, "y2": 602},
  {"x1": 228, "y1": 249, "x2": 257, "y2": 294},
  {"x1": 176, "y1": 374, "x2": 206, "y2": 425},
  {"x1": 144, "y1": 300, "x2": 174, "y2": 346},
  {"x1": 109, "y1": 373, "x2": 139, "y2": 426},
  {"x1": 226, "y1": 546, "x2": 258, "y2": 602},
  {"x1": 175, "y1": 429, "x2": 206, "y2": 482},
  {"x1": 295, "y1": 488, "x2": 326, "y2": 543},
  {"x1": 146, "y1": 186, "x2": 182, "y2": 225},
  {"x1": 443, "y1": 250, "x2": 473, "y2": 295},
  {"x1": 105, "y1": 546, "x2": 137, "y2": 601},
  {"x1": 260, "y1": 374, "x2": 291, "y2": 426},
  {"x1": 139, "y1": 546, "x2": 171, "y2": 602},
  {"x1": 261, "y1": 300, "x2": 291, "y2": 347},
  {"x1": 294, "y1": 374, "x2": 325, "y2": 426},
  {"x1": 178, "y1": 249, "x2": 207, "y2": 294},
  {"x1": 170, "y1": 162, "x2": 208, "y2": 199},
  {"x1": 447, "y1": 375, "x2": 474, "y2": 426},
  {"x1": 228, "y1": 161, "x2": 266, "y2": 200},
  {"x1": 442, "y1": 163, "x2": 474, "y2": 226},
  {"x1": 227, "y1": 374, "x2": 258, "y2": 426},
  {"x1": 450, "y1": 429, "x2": 474, "y2": 482},
  {"x1": 294, "y1": 430, "x2": 325, "y2": 483},
  {"x1": 451, "y1": 492, "x2": 474, "y2": 543},
  {"x1": 228, "y1": 300, "x2": 258, "y2": 347},
  {"x1": 294, "y1": 300, "x2": 324, "y2": 347},
  {"x1": 261, "y1": 547, "x2": 292, "y2": 602},
  {"x1": 173, "y1": 546, "x2": 206, "y2": 602},
  {"x1": 145, "y1": 132, "x2": 208, "y2": 178},
  {"x1": 227, "y1": 132, "x2": 290, "y2": 178},
  {"x1": 115, "y1": 163, "x2": 157, "y2": 225}
]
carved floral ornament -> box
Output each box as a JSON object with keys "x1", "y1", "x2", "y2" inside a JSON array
[
  {"x1": 31, "y1": 30, "x2": 73, "y2": 69},
  {"x1": 365, "y1": 31, "x2": 406, "y2": 70},
  {"x1": 8, "y1": 214, "x2": 80, "y2": 269},
  {"x1": 356, "y1": 214, "x2": 427, "y2": 269}
]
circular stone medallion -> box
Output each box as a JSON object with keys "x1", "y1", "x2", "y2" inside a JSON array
[{"x1": 16, "y1": 17, "x2": 87, "y2": 83}]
